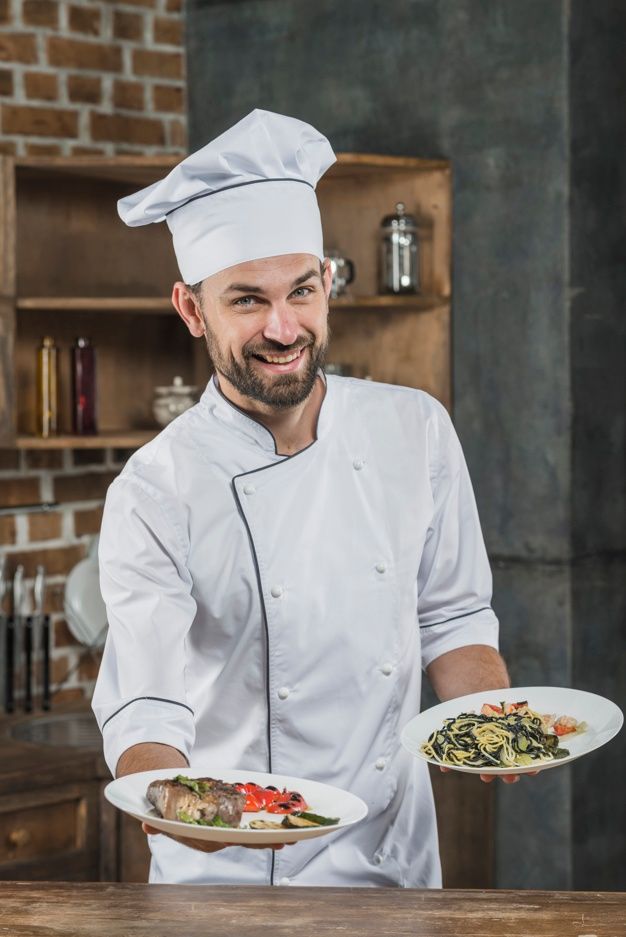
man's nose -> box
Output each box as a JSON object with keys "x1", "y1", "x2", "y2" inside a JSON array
[{"x1": 262, "y1": 302, "x2": 300, "y2": 346}]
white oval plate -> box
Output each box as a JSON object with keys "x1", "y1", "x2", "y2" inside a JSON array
[
  {"x1": 104, "y1": 767, "x2": 368, "y2": 845},
  {"x1": 401, "y1": 686, "x2": 623, "y2": 775}
]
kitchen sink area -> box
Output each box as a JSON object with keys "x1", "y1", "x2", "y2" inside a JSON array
[{"x1": 9, "y1": 711, "x2": 102, "y2": 750}]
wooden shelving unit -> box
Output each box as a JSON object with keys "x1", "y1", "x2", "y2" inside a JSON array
[
  {"x1": 15, "y1": 431, "x2": 157, "y2": 450},
  {"x1": 16, "y1": 293, "x2": 447, "y2": 313},
  {"x1": 0, "y1": 153, "x2": 451, "y2": 448},
  {"x1": 16, "y1": 297, "x2": 174, "y2": 313}
]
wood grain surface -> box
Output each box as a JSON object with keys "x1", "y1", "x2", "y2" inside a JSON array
[{"x1": 0, "y1": 883, "x2": 623, "y2": 937}]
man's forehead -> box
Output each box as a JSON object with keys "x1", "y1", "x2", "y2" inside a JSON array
[{"x1": 208, "y1": 253, "x2": 322, "y2": 293}]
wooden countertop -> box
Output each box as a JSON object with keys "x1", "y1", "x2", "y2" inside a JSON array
[
  {"x1": 1, "y1": 883, "x2": 624, "y2": 937},
  {"x1": 0, "y1": 705, "x2": 106, "y2": 795}
]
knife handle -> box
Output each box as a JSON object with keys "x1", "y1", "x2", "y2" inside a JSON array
[
  {"x1": 5, "y1": 617, "x2": 14, "y2": 714},
  {"x1": 42, "y1": 614, "x2": 50, "y2": 711},
  {"x1": 24, "y1": 616, "x2": 33, "y2": 713}
]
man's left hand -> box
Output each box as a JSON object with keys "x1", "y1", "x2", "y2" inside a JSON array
[
  {"x1": 479, "y1": 770, "x2": 540, "y2": 784},
  {"x1": 439, "y1": 766, "x2": 539, "y2": 783}
]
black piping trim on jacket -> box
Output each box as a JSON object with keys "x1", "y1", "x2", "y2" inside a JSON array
[
  {"x1": 101, "y1": 696, "x2": 193, "y2": 730},
  {"x1": 230, "y1": 442, "x2": 322, "y2": 887},
  {"x1": 213, "y1": 378, "x2": 279, "y2": 454},
  {"x1": 231, "y1": 473, "x2": 275, "y2": 884},
  {"x1": 213, "y1": 375, "x2": 322, "y2": 459},
  {"x1": 420, "y1": 606, "x2": 492, "y2": 629},
  {"x1": 221, "y1": 373, "x2": 328, "y2": 884},
  {"x1": 165, "y1": 177, "x2": 314, "y2": 218}
]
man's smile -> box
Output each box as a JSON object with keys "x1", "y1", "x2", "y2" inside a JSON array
[{"x1": 249, "y1": 345, "x2": 309, "y2": 373}]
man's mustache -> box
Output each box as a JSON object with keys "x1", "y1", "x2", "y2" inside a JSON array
[{"x1": 243, "y1": 338, "x2": 313, "y2": 358}]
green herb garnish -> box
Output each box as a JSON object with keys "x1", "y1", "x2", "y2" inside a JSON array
[{"x1": 174, "y1": 775, "x2": 209, "y2": 796}]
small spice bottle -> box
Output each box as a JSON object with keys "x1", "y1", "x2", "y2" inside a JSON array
[
  {"x1": 36, "y1": 336, "x2": 59, "y2": 438},
  {"x1": 71, "y1": 337, "x2": 97, "y2": 435}
]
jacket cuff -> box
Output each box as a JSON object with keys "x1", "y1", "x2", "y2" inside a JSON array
[
  {"x1": 420, "y1": 607, "x2": 499, "y2": 670},
  {"x1": 95, "y1": 696, "x2": 196, "y2": 777}
]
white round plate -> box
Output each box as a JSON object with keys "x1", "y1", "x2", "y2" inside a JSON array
[
  {"x1": 104, "y1": 767, "x2": 368, "y2": 845},
  {"x1": 64, "y1": 536, "x2": 108, "y2": 648},
  {"x1": 401, "y1": 686, "x2": 623, "y2": 775}
]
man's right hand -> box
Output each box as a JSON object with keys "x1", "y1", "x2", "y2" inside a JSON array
[
  {"x1": 116, "y1": 743, "x2": 288, "y2": 852},
  {"x1": 141, "y1": 822, "x2": 286, "y2": 852}
]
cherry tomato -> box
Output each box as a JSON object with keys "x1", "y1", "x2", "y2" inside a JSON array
[
  {"x1": 554, "y1": 723, "x2": 576, "y2": 736},
  {"x1": 286, "y1": 792, "x2": 307, "y2": 807},
  {"x1": 267, "y1": 790, "x2": 309, "y2": 813},
  {"x1": 267, "y1": 801, "x2": 297, "y2": 814}
]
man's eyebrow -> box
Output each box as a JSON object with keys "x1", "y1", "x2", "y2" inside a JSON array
[
  {"x1": 291, "y1": 268, "x2": 321, "y2": 288},
  {"x1": 222, "y1": 268, "x2": 321, "y2": 296},
  {"x1": 222, "y1": 282, "x2": 264, "y2": 294}
]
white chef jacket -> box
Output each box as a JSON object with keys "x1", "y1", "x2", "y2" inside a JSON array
[{"x1": 92, "y1": 373, "x2": 499, "y2": 888}]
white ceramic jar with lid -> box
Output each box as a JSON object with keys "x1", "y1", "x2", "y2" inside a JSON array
[{"x1": 153, "y1": 376, "x2": 198, "y2": 426}]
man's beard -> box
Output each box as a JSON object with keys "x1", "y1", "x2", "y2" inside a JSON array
[{"x1": 203, "y1": 323, "x2": 329, "y2": 409}]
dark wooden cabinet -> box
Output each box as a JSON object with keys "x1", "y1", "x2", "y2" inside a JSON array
[
  {"x1": 99, "y1": 781, "x2": 150, "y2": 883},
  {"x1": 0, "y1": 781, "x2": 100, "y2": 881},
  {"x1": 0, "y1": 708, "x2": 152, "y2": 883}
]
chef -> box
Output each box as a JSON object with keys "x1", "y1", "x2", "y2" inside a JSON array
[{"x1": 92, "y1": 109, "x2": 511, "y2": 888}]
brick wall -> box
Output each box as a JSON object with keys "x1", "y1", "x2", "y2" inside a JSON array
[
  {"x1": 0, "y1": 0, "x2": 188, "y2": 709},
  {"x1": 0, "y1": 0, "x2": 186, "y2": 156},
  {"x1": 0, "y1": 445, "x2": 136, "y2": 706},
  {"x1": 0, "y1": 1, "x2": 188, "y2": 707}
]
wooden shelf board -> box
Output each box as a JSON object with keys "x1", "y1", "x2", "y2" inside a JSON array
[
  {"x1": 17, "y1": 297, "x2": 173, "y2": 313},
  {"x1": 11, "y1": 152, "x2": 449, "y2": 187},
  {"x1": 14, "y1": 155, "x2": 179, "y2": 187},
  {"x1": 331, "y1": 153, "x2": 450, "y2": 175},
  {"x1": 331, "y1": 293, "x2": 448, "y2": 310},
  {"x1": 16, "y1": 430, "x2": 157, "y2": 450},
  {"x1": 16, "y1": 294, "x2": 447, "y2": 313}
]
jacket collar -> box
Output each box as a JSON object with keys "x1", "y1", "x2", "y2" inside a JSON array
[{"x1": 199, "y1": 370, "x2": 333, "y2": 454}]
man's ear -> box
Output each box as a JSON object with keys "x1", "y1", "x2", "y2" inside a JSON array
[
  {"x1": 171, "y1": 282, "x2": 205, "y2": 337},
  {"x1": 321, "y1": 259, "x2": 333, "y2": 300}
]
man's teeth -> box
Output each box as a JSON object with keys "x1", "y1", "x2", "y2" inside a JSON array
[{"x1": 260, "y1": 349, "x2": 302, "y2": 364}]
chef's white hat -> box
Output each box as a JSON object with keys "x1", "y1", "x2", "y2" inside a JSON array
[{"x1": 118, "y1": 109, "x2": 336, "y2": 284}]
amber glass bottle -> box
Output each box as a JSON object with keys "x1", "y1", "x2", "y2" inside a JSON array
[{"x1": 36, "y1": 336, "x2": 59, "y2": 437}]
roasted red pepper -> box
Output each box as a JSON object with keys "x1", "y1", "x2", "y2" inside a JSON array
[
  {"x1": 235, "y1": 782, "x2": 309, "y2": 813},
  {"x1": 234, "y1": 783, "x2": 264, "y2": 812}
]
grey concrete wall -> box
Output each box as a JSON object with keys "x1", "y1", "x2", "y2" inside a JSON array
[
  {"x1": 187, "y1": 0, "x2": 571, "y2": 555},
  {"x1": 569, "y1": 1, "x2": 626, "y2": 891},
  {"x1": 570, "y1": 1, "x2": 626, "y2": 560},
  {"x1": 186, "y1": 0, "x2": 625, "y2": 890}
]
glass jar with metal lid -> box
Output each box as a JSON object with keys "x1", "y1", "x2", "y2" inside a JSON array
[{"x1": 379, "y1": 202, "x2": 420, "y2": 294}]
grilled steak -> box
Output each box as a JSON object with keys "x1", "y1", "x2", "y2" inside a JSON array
[{"x1": 147, "y1": 776, "x2": 246, "y2": 826}]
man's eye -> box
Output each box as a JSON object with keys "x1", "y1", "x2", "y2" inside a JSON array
[
  {"x1": 234, "y1": 296, "x2": 258, "y2": 307},
  {"x1": 291, "y1": 287, "x2": 313, "y2": 298}
]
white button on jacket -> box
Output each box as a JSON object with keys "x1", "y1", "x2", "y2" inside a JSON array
[{"x1": 93, "y1": 375, "x2": 499, "y2": 888}]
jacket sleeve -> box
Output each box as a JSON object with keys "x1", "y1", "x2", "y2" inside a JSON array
[
  {"x1": 92, "y1": 475, "x2": 197, "y2": 776},
  {"x1": 417, "y1": 404, "x2": 499, "y2": 669}
]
